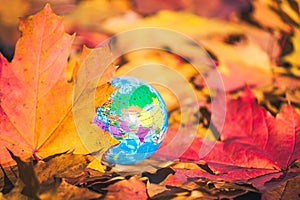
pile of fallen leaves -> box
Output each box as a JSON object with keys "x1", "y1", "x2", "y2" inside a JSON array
[{"x1": 1, "y1": 1, "x2": 300, "y2": 199}]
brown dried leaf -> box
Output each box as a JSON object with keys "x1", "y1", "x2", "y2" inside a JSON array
[
  {"x1": 57, "y1": 179, "x2": 101, "y2": 200},
  {"x1": 146, "y1": 181, "x2": 169, "y2": 198},
  {"x1": 262, "y1": 175, "x2": 300, "y2": 200},
  {"x1": 105, "y1": 176, "x2": 148, "y2": 200},
  {"x1": 40, "y1": 179, "x2": 102, "y2": 200},
  {"x1": 34, "y1": 153, "x2": 94, "y2": 184}
]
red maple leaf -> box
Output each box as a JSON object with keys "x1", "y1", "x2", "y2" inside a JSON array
[{"x1": 168, "y1": 89, "x2": 300, "y2": 191}]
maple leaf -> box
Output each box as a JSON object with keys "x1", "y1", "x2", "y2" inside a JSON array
[
  {"x1": 171, "y1": 89, "x2": 300, "y2": 190},
  {"x1": 0, "y1": 4, "x2": 115, "y2": 168}
]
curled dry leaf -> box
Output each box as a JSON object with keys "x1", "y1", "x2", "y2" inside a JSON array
[{"x1": 6, "y1": 150, "x2": 39, "y2": 199}]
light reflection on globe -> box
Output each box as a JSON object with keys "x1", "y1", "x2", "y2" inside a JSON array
[{"x1": 95, "y1": 76, "x2": 168, "y2": 164}]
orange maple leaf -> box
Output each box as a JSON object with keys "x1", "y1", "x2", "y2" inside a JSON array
[{"x1": 0, "y1": 4, "x2": 115, "y2": 167}]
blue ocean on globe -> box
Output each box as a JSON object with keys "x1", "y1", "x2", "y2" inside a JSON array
[{"x1": 95, "y1": 76, "x2": 168, "y2": 164}]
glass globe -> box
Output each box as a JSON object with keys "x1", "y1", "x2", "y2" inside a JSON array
[{"x1": 95, "y1": 76, "x2": 168, "y2": 164}]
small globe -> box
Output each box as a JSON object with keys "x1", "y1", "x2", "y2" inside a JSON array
[{"x1": 95, "y1": 76, "x2": 168, "y2": 164}]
